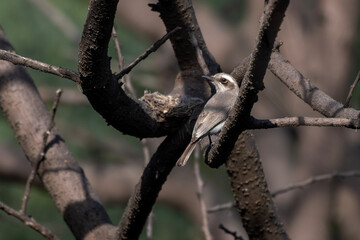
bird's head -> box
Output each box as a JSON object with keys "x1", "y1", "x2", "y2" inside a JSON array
[{"x1": 202, "y1": 73, "x2": 238, "y2": 93}]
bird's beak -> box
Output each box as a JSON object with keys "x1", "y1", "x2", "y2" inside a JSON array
[{"x1": 202, "y1": 75, "x2": 214, "y2": 81}]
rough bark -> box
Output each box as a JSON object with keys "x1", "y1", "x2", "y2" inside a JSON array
[
  {"x1": 117, "y1": 126, "x2": 190, "y2": 240},
  {"x1": 226, "y1": 131, "x2": 289, "y2": 240},
  {"x1": 115, "y1": 1, "x2": 218, "y2": 238},
  {"x1": 78, "y1": 0, "x2": 201, "y2": 138},
  {"x1": 206, "y1": 0, "x2": 290, "y2": 168},
  {"x1": 0, "y1": 28, "x2": 115, "y2": 240}
]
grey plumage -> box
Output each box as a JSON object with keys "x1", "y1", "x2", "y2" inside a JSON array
[{"x1": 177, "y1": 73, "x2": 239, "y2": 166}]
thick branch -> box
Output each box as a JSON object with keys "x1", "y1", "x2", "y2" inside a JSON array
[
  {"x1": 116, "y1": 126, "x2": 191, "y2": 240},
  {"x1": 226, "y1": 131, "x2": 289, "y2": 240},
  {"x1": 268, "y1": 51, "x2": 360, "y2": 119},
  {"x1": 151, "y1": 0, "x2": 219, "y2": 99},
  {"x1": 0, "y1": 29, "x2": 115, "y2": 240},
  {"x1": 203, "y1": 1, "x2": 290, "y2": 239},
  {"x1": 78, "y1": 0, "x2": 193, "y2": 138},
  {"x1": 206, "y1": 0, "x2": 290, "y2": 168},
  {"x1": 150, "y1": 0, "x2": 220, "y2": 75},
  {"x1": 115, "y1": 0, "x2": 230, "y2": 236}
]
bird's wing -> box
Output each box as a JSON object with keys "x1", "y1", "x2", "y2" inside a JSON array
[{"x1": 193, "y1": 90, "x2": 236, "y2": 139}]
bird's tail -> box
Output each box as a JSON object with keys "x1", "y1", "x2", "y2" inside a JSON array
[{"x1": 177, "y1": 142, "x2": 197, "y2": 166}]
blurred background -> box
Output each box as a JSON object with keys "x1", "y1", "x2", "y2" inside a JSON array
[{"x1": 0, "y1": 0, "x2": 359, "y2": 239}]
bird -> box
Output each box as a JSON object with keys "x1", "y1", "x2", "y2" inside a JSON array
[{"x1": 177, "y1": 73, "x2": 239, "y2": 166}]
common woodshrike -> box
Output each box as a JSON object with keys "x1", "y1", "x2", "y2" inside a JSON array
[{"x1": 177, "y1": 73, "x2": 239, "y2": 166}]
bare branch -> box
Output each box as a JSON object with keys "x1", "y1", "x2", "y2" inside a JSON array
[
  {"x1": 0, "y1": 49, "x2": 79, "y2": 82},
  {"x1": 150, "y1": 1, "x2": 220, "y2": 75},
  {"x1": 116, "y1": 126, "x2": 191, "y2": 240},
  {"x1": 189, "y1": 32, "x2": 210, "y2": 76},
  {"x1": 208, "y1": 171, "x2": 360, "y2": 214},
  {"x1": 271, "y1": 171, "x2": 360, "y2": 197},
  {"x1": 344, "y1": 70, "x2": 360, "y2": 107},
  {"x1": 247, "y1": 116, "x2": 360, "y2": 129},
  {"x1": 0, "y1": 201, "x2": 59, "y2": 240},
  {"x1": 206, "y1": 0, "x2": 290, "y2": 168},
  {"x1": 0, "y1": 28, "x2": 115, "y2": 240},
  {"x1": 207, "y1": 202, "x2": 235, "y2": 214},
  {"x1": 268, "y1": 51, "x2": 360, "y2": 119},
  {"x1": 111, "y1": 26, "x2": 125, "y2": 72},
  {"x1": 207, "y1": 1, "x2": 291, "y2": 239},
  {"x1": 115, "y1": 27, "x2": 181, "y2": 80},
  {"x1": 79, "y1": 0, "x2": 198, "y2": 138},
  {"x1": 20, "y1": 89, "x2": 63, "y2": 214},
  {"x1": 194, "y1": 149, "x2": 212, "y2": 240},
  {"x1": 145, "y1": 212, "x2": 154, "y2": 240},
  {"x1": 219, "y1": 224, "x2": 244, "y2": 240},
  {"x1": 111, "y1": 28, "x2": 156, "y2": 238}
]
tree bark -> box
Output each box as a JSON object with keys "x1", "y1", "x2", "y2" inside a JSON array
[{"x1": 0, "y1": 28, "x2": 115, "y2": 240}]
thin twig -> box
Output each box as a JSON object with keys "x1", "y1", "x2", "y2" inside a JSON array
[
  {"x1": 112, "y1": 27, "x2": 155, "y2": 239},
  {"x1": 0, "y1": 49, "x2": 79, "y2": 83},
  {"x1": 247, "y1": 116, "x2": 360, "y2": 130},
  {"x1": 20, "y1": 89, "x2": 63, "y2": 214},
  {"x1": 111, "y1": 26, "x2": 137, "y2": 94},
  {"x1": 208, "y1": 170, "x2": 360, "y2": 213},
  {"x1": 142, "y1": 138, "x2": 153, "y2": 240},
  {"x1": 112, "y1": 26, "x2": 125, "y2": 71},
  {"x1": 271, "y1": 171, "x2": 360, "y2": 197},
  {"x1": 344, "y1": 70, "x2": 360, "y2": 108},
  {"x1": 194, "y1": 148, "x2": 213, "y2": 240},
  {"x1": 146, "y1": 211, "x2": 154, "y2": 240},
  {"x1": 115, "y1": 27, "x2": 181, "y2": 80},
  {"x1": 219, "y1": 224, "x2": 244, "y2": 240},
  {"x1": 207, "y1": 201, "x2": 235, "y2": 213},
  {"x1": 0, "y1": 201, "x2": 59, "y2": 240}
]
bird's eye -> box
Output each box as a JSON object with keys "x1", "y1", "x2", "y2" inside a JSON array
[{"x1": 220, "y1": 78, "x2": 228, "y2": 84}]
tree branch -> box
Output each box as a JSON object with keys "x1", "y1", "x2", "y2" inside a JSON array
[
  {"x1": 0, "y1": 49, "x2": 79, "y2": 82},
  {"x1": 206, "y1": 0, "x2": 290, "y2": 168},
  {"x1": 0, "y1": 201, "x2": 59, "y2": 240},
  {"x1": 78, "y1": 0, "x2": 202, "y2": 138},
  {"x1": 0, "y1": 28, "x2": 115, "y2": 240},
  {"x1": 149, "y1": 0, "x2": 220, "y2": 75},
  {"x1": 207, "y1": 171, "x2": 360, "y2": 213},
  {"x1": 115, "y1": 26, "x2": 181, "y2": 80},
  {"x1": 194, "y1": 149, "x2": 212, "y2": 240},
  {"x1": 202, "y1": 1, "x2": 290, "y2": 239},
  {"x1": 20, "y1": 89, "x2": 63, "y2": 214},
  {"x1": 344, "y1": 70, "x2": 360, "y2": 108},
  {"x1": 116, "y1": 126, "x2": 191, "y2": 240},
  {"x1": 271, "y1": 171, "x2": 360, "y2": 197},
  {"x1": 247, "y1": 116, "x2": 360, "y2": 129},
  {"x1": 268, "y1": 51, "x2": 360, "y2": 119},
  {"x1": 219, "y1": 224, "x2": 244, "y2": 240},
  {"x1": 150, "y1": 0, "x2": 219, "y2": 100}
]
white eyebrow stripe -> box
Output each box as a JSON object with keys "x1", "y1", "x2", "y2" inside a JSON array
[{"x1": 217, "y1": 73, "x2": 236, "y2": 85}]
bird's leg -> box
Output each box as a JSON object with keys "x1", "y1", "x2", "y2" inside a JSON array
[{"x1": 208, "y1": 134, "x2": 213, "y2": 147}]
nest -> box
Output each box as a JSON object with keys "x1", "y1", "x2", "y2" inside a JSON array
[{"x1": 140, "y1": 92, "x2": 204, "y2": 123}]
